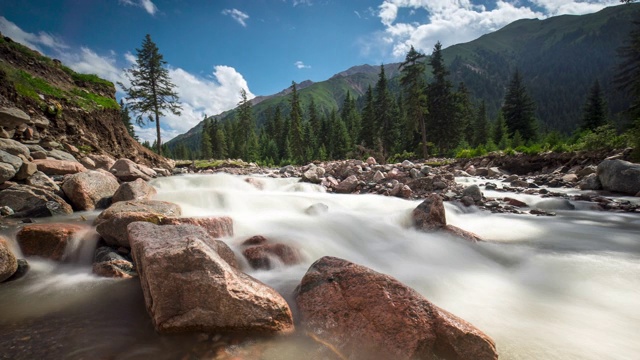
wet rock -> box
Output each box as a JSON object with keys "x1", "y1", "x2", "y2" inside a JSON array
[
  {"x1": 334, "y1": 175, "x2": 359, "y2": 194},
  {"x1": 0, "y1": 184, "x2": 72, "y2": 217},
  {"x1": 294, "y1": 256, "x2": 498, "y2": 360},
  {"x1": 242, "y1": 242, "x2": 302, "y2": 270},
  {"x1": 462, "y1": 185, "x2": 483, "y2": 202},
  {"x1": 302, "y1": 165, "x2": 325, "y2": 184},
  {"x1": 305, "y1": 203, "x2": 328, "y2": 215},
  {"x1": 62, "y1": 170, "x2": 120, "y2": 210},
  {"x1": 0, "y1": 138, "x2": 30, "y2": 157},
  {"x1": 444, "y1": 225, "x2": 482, "y2": 242},
  {"x1": 505, "y1": 197, "x2": 528, "y2": 208},
  {"x1": 128, "y1": 222, "x2": 294, "y2": 335},
  {"x1": 579, "y1": 173, "x2": 602, "y2": 191},
  {"x1": 597, "y1": 159, "x2": 640, "y2": 196},
  {"x1": 93, "y1": 200, "x2": 182, "y2": 247},
  {"x1": 5, "y1": 259, "x2": 29, "y2": 282},
  {"x1": 112, "y1": 178, "x2": 157, "y2": 203},
  {"x1": 576, "y1": 165, "x2": 597, "y2": 178},
  {"x1": 242, "y1": 235, "x2": 268, "y2": 246},
  {"x1": 461, "y1": 196, "x2": 475, "y2": 207},
  {"x1": 0, "y1": 205, "x2": 14, "y2": 216},
  {"x1": 530, "y1": 209, "x2": 556, "y2": 216},
  {"x1": 245, "y1": 177, "x2": 264, "y2": 190},
  {"x1": 535, "y1": 198, "x2": 575, "y2": 211},
  {"x1": 412, "y1": 194, "x2": 446, "y2": 231},
  {"x1": 510, "y1": 179, "x2": 529, "y2": 188},
  {"x1": 94, "y1": 246, "x2": 128, "y2": 263},
  {"x1": 93, "y1": 259, "x2": 136, "y2": 278},
  {"x1": 487, "y1": 167, "x2": 503, "y2": 178},
  {"x1": 0, "y1": 236, "x2": 18, "y2": 282},
  {"x1": 32, "y1": 159, "x2": 86, "y2": 175},
  {"x1": 16, "y1": 223, "x2": 88, "y2": 261},
  {"x1": 109, "y1": 158, "x2": 152, "y2": 181}
]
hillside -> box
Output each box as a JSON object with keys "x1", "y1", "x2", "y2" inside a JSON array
[
  {"x1": 167, "y1": 3, "x2": 640, "y2": 154},
  {"x1": 0, "y1": 33, "x2": 172, "y2": 168}
]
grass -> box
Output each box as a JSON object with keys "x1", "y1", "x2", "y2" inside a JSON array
[
  {"x1": 193, "y1": 159, "x2": 247, "y2": 169},
  {"x1": 71, "y1": 88, "x2": 119, "y2": 109}
]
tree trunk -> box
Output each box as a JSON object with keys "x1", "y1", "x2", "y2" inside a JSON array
[
  {"x1": 420, "y1": 116, "x2": 428, "y2": 159},
  {"x1": 155, "y1": 111, "x2": 162, "y2": 156}
]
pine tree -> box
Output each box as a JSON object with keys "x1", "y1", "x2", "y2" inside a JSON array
[
  {"x1": 307, "y1": 99, "x2": 321, "y2": 159},
  {"x1": 493, "y1": 111, "x2": 509, "y2": 149},
  {"x1": 581, "y1": 80, "x2": 608, "y2": 131},
  {"x1": 341, "y1": 92, "x2": 361, "y2": 147},
  {"x1": 399, "y1": 45, "x2": 429, "y2": 158},
  {"x1": 119, "y1": 34, "x2": 181, "y2": 156},
  {"x1": 502, "y1": 69, "x2": 538, "y2": 142},
  {"x1": 331, "y1": 109, "x2": 351, "y2": 159},
  {"x1": 456, "y1": 82, "x2": 475, "y2": 146},
  {"x1": 615, "y1": 19, "x2": 640, "y2": 159},
  {"x1": 288, "y1": 81, "x2": 305, "y2": 162},
  {"x1": 473, "y1": 101, "x2": 489, "y2": 147},
  {"x1": 374, "y1": 65, "x2": 395, "y2": 155},
  {"x1": 214, "y1": 124, "x2": 228, "y2": 159},
  {"x1": 426, "y1": 41, "x2": 458, "y2": 155},
  {"x1": 201, "y1": 129, "x2": 212, "y2": 159},
  {"x1": 360, "y1": 85, "x2": 376, "y2": 149}
]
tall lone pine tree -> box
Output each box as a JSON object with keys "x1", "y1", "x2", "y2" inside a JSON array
[
  {"x1": 119, "y1": 34, "x2": 182, "y2": 156},
  {"x1": 501, "y1": 69, "x2": 537, "y2": 142}
]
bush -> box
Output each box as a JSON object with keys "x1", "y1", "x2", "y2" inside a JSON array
[
  {"x1": 574, "y1": 125, "x2": 629, "y2": 151},
  {"x1": 387, "y1": 151, "x2": 416, "y2": 164}
]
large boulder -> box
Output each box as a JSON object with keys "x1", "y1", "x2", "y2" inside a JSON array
[
  {"x1": 0, "y1": 107, "x2": 31, "y2": 130},
  {"x1": 47, "y1": 149, "x2": 77, "y2": 162},
  {"x1": 25, "y1": 171, "x2": 60, "y2": 192},
  {"x1": 0, "y1": 138, "x2": 30, "y2": 158},
  {"x1": 462, "y1": 184, "x2": 483, "y2": 202},
  {"x1": 110, "y1": 158, "x2": 154, "y2": 181},
  {"x1": 93, "y1": 200, "x2": 182, "y2": 247},
  {"x1": 0, "y1": 150, "x2": 23, "y2": 171},
  {"x1": 0, "y1": 236, "x2": 18, "y2": 282},
  {"x1": 0, "y1": 162, "x2": 16, "y2": 183},
  {"x1": 16, "y1": 223, "x2": 89, "y2": 261},
  {"x1": 33, "y1": 159, "x2": 86, "y2": 175},
  {"x1": 13, "y1": 161, "x2": 38, "y2": 181},
  {"x1": 112, "y1": 178, "x2": 157, "y2": 203},
  {"x1": 86, "y1": 154, "x2": 116, "y2": 171},
  {"x1": 62, "y1": 170, "x2": 120, "y2": 210},
  {"x1": 128, "y1": 222, "x2": 294, "y2": 334},
  {"x1": 597, "y1": 159, "x2": 640, "y2": 196},
  {"x1": 242, "y1": 242, "x2": 302, "y2": 270},
  {"x1": 302, "y1": 165, "x2": 326, "y2": 184},
  {"x1": 412, "y1": 194, "x2": 447, "y2": 231},
  {"x1": 159, "y1": 216, "x2": 233, "y2": 239},
  {"x1": 294, "y1": 256, "x2": 498, "y2": 360},
  {"x1": 0, "y1": 184, "x2": 72, "y2": 217},
  {"x1": 334, "y1": 175, "x2": 359, "y2": 194}
]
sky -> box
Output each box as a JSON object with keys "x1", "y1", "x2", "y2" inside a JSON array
[{"x1": 0, "y1": 0, "x2": 622, "y2": 143}]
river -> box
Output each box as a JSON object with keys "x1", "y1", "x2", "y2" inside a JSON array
[{"x1": 1, "y1": 173, "x2": 639, "y2": 359}]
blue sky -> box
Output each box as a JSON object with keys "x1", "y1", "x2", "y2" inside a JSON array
[{"x1": 0, "y1": 0, "x2": 621, "y2": 142}]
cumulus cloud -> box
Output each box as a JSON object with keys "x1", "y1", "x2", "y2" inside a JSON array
[
  {"x1": 0, "y1": 16, "x2": 68, "y2": 53},
  {"x1": 222, "y1": 8, "x2": 249, "y2": 27},
  {"x1": 294, "y1": 61, "x2": 311, "y2": 69},
  {"x1": 375, "y1": 0, "x2": 619, "y2": 58},
  {"x1": 119, "y1": 0, "x2": 158, "y2": 16}
]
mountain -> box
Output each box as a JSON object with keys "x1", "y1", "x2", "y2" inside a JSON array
[
  {"x1": 0, "y1": 33, "x2": 171, "y2": 168},
  {"x1": 167, "y1": 3, "x2": 640, "y2": 153}
]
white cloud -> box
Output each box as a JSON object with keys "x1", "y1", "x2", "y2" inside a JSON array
[
  {"x1": 119, "y1": 0, "x2": 158, "y2": 16},
  {"x1": 222, "y1": 8, "x2": 249, "y2": 27},
  {"x1": 0, "y1": 16, "x2": 68, "y2": 53},
  {"x1": 294, "y1": 60, "x2": 311, "y2": 69},
  {"x1": 375, "y1": 0, "x2": 619, "y2": 58},
  {"x1": 293, "y1": 0, "x2": 313, "y2": 6}
]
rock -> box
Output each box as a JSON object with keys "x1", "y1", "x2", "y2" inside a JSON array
[
  {"x1": 13, "y1": 161, "x2": 38, "y2": 181},
  {"x1": 576, "y1": 165, "x2": 597, "y2": 178},
  {"x1": 444, "y1": 225, "x2": 482, "y2": 242},
  {"x1": 305, "y1": 203, "x2": 328, "y2": 215},
  {"x1": 420, "y1": 166, "x2": 431, "y2": 175},
  {"x1": 94, "y1": 246, "x2": 128, "y2": 263},
  {"x1": 110, "y1": 158, "x2": 152, "y2": 181},
  {"x1": 0, "y1": 149, "x2": 23, "y2": 171},
  {"x1": 152, "y1": 167, "x2": 171, "y2": 177},
  {"x1": 465, "y1": 165, "x2": 477, "y2": 176},
  {"x1": 242, "y1": 235, "x2": 268, "y2": 246},
  {"x1": 487, "y1": 167, "x2": 503, "y2": 178},
  {"x1": 93, "y1": 259, "x2": 136, "y2": 278},
  {"x1": 475, "y1": 168, "x2": 489, "y2": 177},
  {"x1": 33, "y1": 159, "x2": 86, "y2": 175},
  {"x1": 597, "y1": 159, "x2": 640, "y2": 196},
  {"x1": 562, "y1": 173, "x2": 578, "y2": 183},
  {"x1": 0, "y1": 206, "x2": 14, "y2": 216},
  {"x1": 372, "y1": 170, "x2": 386, "y2": 182},
  {"x1": 5, "y1": 259, "x2": 29, "y2": 282},
  {"x1": 0, "y1": 138, "x2": 30, "y2": 157},
  {"x1": 462, "y1": 185, "x2": 483, "y2": 202},
  {"x1": 294, "y1": 256, "x2": 498, "y2": 360},
  {"x1": 400, "y1": 184, "x2": 412, "y2": 199},
  {"x1": 112, "y1": 178, "x2": 157, "y2": 203},
  {"x1": 0, "y1": 236, "x2": 18, "y2": 282},
  {"x1": 365, "y1": 157, "x2": 377, "y2": 165},
  {"x1": 47, "y1": 149, "x2": 77, "y2": 162},
  {"x1": 334, "y1": 175, "x2": 359, "y2": 194},
  {"x1": 25, "y1": 171, "x2": 60, "y2": 192},
  {"x1": 505, "y1": 197, "x2": 528, "y2": 208},
  {"x1": 0, "y1": 107, "x2": 30, "y2": 129},
  {"x1": 16, "y1": 223, "x2": 88, "y2": 261},
  {"x1": 0, "y1": 162, "x2": 16, "y2": 183},
  {"x1": 279, "y1": 165, "x2": 295, "y2": 175},
  {"x1": 32, "y1": 115, "x2": 50, "y2": 129},
  {"x1": 302, "y1": 165, "x2": 325, "y2": 184},
  {"x1": 87, "y1": 154, "x2": 116, "y2": 171},
  {"x1": 93, "y1": 200, "x2": 182, "y2": 247},
  {"x1": 0, "y1": 184, "x2": 72, "y2": 217},
  {"x1": 461, "y1": 196, "x2": 475, "y2": 207},
  {"x1": 30, "y1": 150, "x2": 47, "y2": 159},
  {"x1": 244, "y1": 177, "x2": 265, "y2": 190},
  {"x1": 510, "y1": 179, "x2": 529, "y2": 188},
  {"x1": 160, "y1": 216, "x2": 234, "y2": 241},
  {"x1": 579, "y1": 173, "x2": 602, "y2": 190},
  {"x1": 79, "y1": 156, "x2": 96, "y2": 169},
  {"x1": 401, "y1": 160, "x2": 414, "y2": 168},
  {"x1": 242, "y1": 243, "x2": 302, "y2": 270},
  {"x1": 412, "y1": 194, "x2": 446, "y2": 230},
  {"x1": 535, "y1": 198, "x2": 575, "y2": 211},
  {"x1": 410, "y1": 168, "x2": 423, "y2": 179},
  {"x1": 128, "y1": 222, "x2": 294, "y2": 334},
  {"x1": 62, "y1": 170, "x2": 120, "y2": 211}
]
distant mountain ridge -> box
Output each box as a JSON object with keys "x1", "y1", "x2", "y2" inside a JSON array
[{"x1": 166, "y1": 3, "x2": 640, "y2": 153}]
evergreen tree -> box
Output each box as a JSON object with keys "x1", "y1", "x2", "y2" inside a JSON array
[
  {"x1": 307, "y1": 99, "x2": 321, "y2": 159},
  {"x1": 119, "y1": 99, "x2": 138, "y2": 141},
  {"x1": 331, "y1": 109, "x2": 351, "y2": 159},
  {"x1": 235, "y1": 89, "x2": 258, "y2": 160},
  {"x1": 493, "y1": 111, "x2": 509, "y2": 148},
  {"x1": 399, "y1": 45, "x2": 429, "y2": 158},
  {"x1": 426, "y1": 41, "x2": 459, "y2": 155},
  {"x1": 201, "y1": 128, "x2": 212, "y2": 159},
  {"x1": 456, "y1": 82, "x2": 475, "y2": 146},
  {"x1": 119, "y1": 34, "x2": 181, "y2": 155},
  {"x1": 288, "y1": 81, "x2": 305, "y2": 162},
  {"x1": 473, "y1": 101, "x2": 489, "y2": 147},
  {"x1": 581, "y1": 80, "x2": 608, "y2": 131},
  {"x1": 374, "y1": 65, "x2": 395, "y2": 155},
  {"x1": 615, "y1": 19, "x2": 640, "y2": 159},
  {"x1": 360, "y1": 85, "x2": 376, "y2": 149},
  {"x1": 341, "y1": 92, "x2": 361, "y2": 147},
  {"x1": 214, "y1": 124, "x2": 228, "y2": 159},
  {"x1": 502, "y1": 69, "x2": 538, "y2": 142}
]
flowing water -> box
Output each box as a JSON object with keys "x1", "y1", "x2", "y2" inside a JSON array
[{"x1": 1, "y1": 173, "x2": 639, "y2": 359}]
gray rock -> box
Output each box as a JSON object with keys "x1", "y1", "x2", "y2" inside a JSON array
[
  {"x1": 0, "y1": 138, "x2": 30, "y2": 158},
  {"x1": 302, "y1": 165, "x2": 325, "y2": 184},
  {"x1": 25, "y1": 171, "x2": 60, "y2": 192},
  {"x1": 488, "y1": 167, "x2": 503, "y2": 178},
  {"x1": 0, "y1": 107, "x2": 30, "y2": 130},
  {"x1": 597, "y1": 159, "x2": 640, "y2": 196},
  {"x1": 579, "y1": 173, "x2": 602, "y2": 190},
  {"x1": 62, "y1": 170, "x2": 120, "y2": 210},
  {"x1": 410, "y1": 168, "x2": 423, "y2": 179},
  {"x1": 535, "y1": 198, "x2": 575, "y2": 211},
  {"x1": 0, "y1": 150, "x2": 23, "y2": 171},
  {"x1": 110, "y1": 158, "x2": 151, "y2": 181},
  {"x1": 112, "y1": 178, "x2": 157, "y2": 203},
  {"x1": 0, "y1": 163, "x2": 17, "y2": 183},
  {"x1": 26, "y1": 144, "x2": 47, "y2": 153},
  {"x1": 462, "y1": 184, "x2": 483, "y2": 202},
  {"x1": 334, "y1": 175, "x2": 359, "y2": 193},
  {"x1": 47, "y1": 149, "x2": 77, "y2": 162},
  {"x1": 13, "y1": 161, "x2": 38, "y2": 181},
  {"x1": 305, "y1": 203, "x2": 328, "y2": 215},
  {"x1": 0, "y1": 184, "x2": 73, "y2": 217},
  {"x1": 372, "y1": 170, "x2": 386, "y2": 182},
  {"x1": 401, "y1": 160, "x2": 414, "y2": 168}
]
